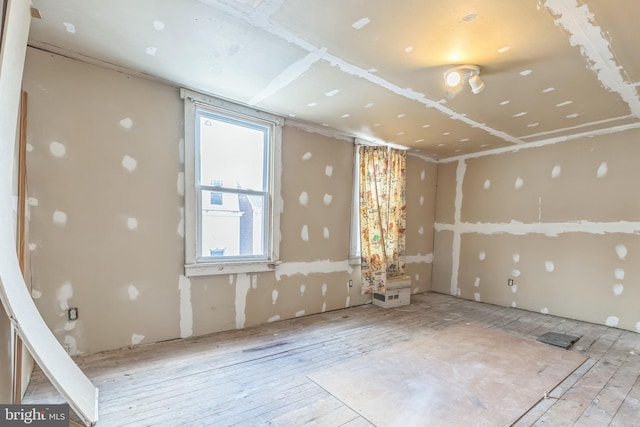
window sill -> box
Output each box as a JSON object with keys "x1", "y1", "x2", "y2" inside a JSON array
[{"x1": 184, "y1": 260, "x2": 280, "y2": 277}]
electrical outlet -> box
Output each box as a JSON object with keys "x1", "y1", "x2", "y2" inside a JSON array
[
  {"x1": 348, "y1": 280, "x2": 353, "y2": 287},
  {"x1": 507, "y1": 279, "x2": 514, "y2": 287},
  {"x1": 68, "y1": 307, "x2": 78, "y2": 321}
]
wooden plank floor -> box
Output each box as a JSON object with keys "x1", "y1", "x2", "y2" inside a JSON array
[{"x1": 23, "y1": 292, "x2": 640, "y2": 426}]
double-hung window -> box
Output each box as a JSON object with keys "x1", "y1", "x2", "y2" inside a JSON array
[{"x1": 182, "y1": 89, "x2": 282, "y2": 276}]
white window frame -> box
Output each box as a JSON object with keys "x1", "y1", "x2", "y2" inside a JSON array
[
  {"x1": 349, "y1": 140, "x2": 362, "y2": 265},
  {"x1": 181, "y1": 88, "x2": 282, "y2": 277}
]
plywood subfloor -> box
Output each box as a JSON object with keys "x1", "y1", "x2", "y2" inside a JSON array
[
  {"x1": 23, "y1": 292, "x2": 640, "y2": 426},
  {"x1": 309, "y1": 324, "x2": 586, "y2": 427}
]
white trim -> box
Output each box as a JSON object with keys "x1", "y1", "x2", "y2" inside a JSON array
[
  {"x1": 284, "y1": 118, "x2": 354, "y2": 143},
  {"x1": 185, "y1": 261, "x2": 279, "y2": 277}
]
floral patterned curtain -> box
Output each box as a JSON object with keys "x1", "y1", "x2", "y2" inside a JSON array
[{"x1": 359, "y1": 146, "x2": 406, "y2": 295}]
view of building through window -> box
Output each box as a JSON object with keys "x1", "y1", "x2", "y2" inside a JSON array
[{"x1": 197, "y1": 112, "x2": 269, "y2": 259}]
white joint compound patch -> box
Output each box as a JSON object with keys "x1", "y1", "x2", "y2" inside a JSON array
[
  {"x1": 614, "y1": 268, "x2": 625, "y2": 280},
  {"x1": 345, "y1": 296, "x2": 351, "y2": 307},
  {"x1": 321, "y1": 283, "x2": 328, "y2": 296},
  {"x1": 551, "y1": 164, "x2": 562, "y2": 178},
  {"x1": 128, "y1": 284, "x2": 140, "y2": 301},
  {"x1": 268, "y1": 315, "x2": 280, "y2": 323},
  {"x1": 63, "y1": 22, "x2": 75, "y2": 33},
  {"x1": 420, "y1": 170, "x2": 426, "y2": 181},
  {"x1": 235, "y1": 274, "x2": 251, "y2": 329},
  {"x1": 474, "y1": 293, "x2": 480, "y2": 302},
  {"x1": 153, "y1": 20, "x2": 165, "y2": 31},
  {"x1": 545, "y1": 261, "x2": 555, "y2": 272},
  {"x1": 295, "y1": 310, "x2": 306, "y2": 317},
  {"x1": 511, "y1": 301, "x2": 517, "y2": 308},
  {"x1": 597, "y1": 162, "x2": 608, "y2": 178},
  {"x1": 178, "y1": 207, "x2": 185, "y2": 238},
  {"x1": 177, "y1": 172, "x2": 185, "y2": 196},
  {"x1": 64, "y1": 335, "x2": 80, "y2": 356},
  {"x1": 511, "y1": 269, "x2": 521, "y2": 277},
  {"x1": 478, "y1": 251, "x2": 486, "y2": 261},
  {"x1": 483, "y1": 179, "x2": 491, "y2": 190},
  {"x1": 31, "y1": 289, "x2": 42, "y2": 299},
  {"x1": 28, "y1": 197, "x2": 38, "y2": 206},
  {"x1": 29, "y1": 243, "x2": 37, "y2": 251},
  {"x1": 53, "y1": 210, "x2": 67, "y2": 226},
  {"x1": 298, "y1": 191, "x2": 309, "y2": 206},
  {"x1": 323, "y1": 194, "x2": 333, "y2": 205},
  {"x1": 49, "y1": 141, "x2": 66, "y2": 158},
  {"x1": 127, "y1": 217, "x2": 138, "y2": 230},
  {"x1": 418, "y1": 226, "x2": 424, "y2": 235},
  {"x1": 613, "y1": 283, "x2": 624, "y2": 296},
  {"x1": 606, "y1": 316, "x2": 619, "y2": 327},
  {"x1": 435, "y1": 220, "x2": 640, "y2": 237},
  {"x1": 450, "y1": 160, "x2": 466, "y2": 295},
  {"x1": 405, "y1": 253, "x2": 434, "y2": 264},
  {"x1": 351, "y1": 17, "x2": 370, "y2": 29},
  {"x1": 541, "y1": 307, "x2": 549, "y2": 314},
  {"x1": 636, "y1": 321, "x2": 640, "y2": 333},
  {"x1": 272, "y1": 289, "x2": 279, "y2": 305},
  {"x1": 26, "y1": 143, "x2": 33, "y2": 152},
  {"x1": 615, "y1": 244, "x2": 628, "y2": 260},
  {"x1": 512, "y1": 253, "x2": 520, "y2": 263},
  {"x1": 251, "y1": 275, "x2": 258, "y2": 290},
  {"x1": 145, "y1": 46, "x2": 158, "y2": 56},
  {"x1": 511, "y1": 284, "x2": 518, "y2": 294},
  {"x1": 249, "y1": 52, "x2": 322, "y2": 105},
  {"x1": 419, "y1": 196, "x2": 425, "y2": 205},
  {"x1": 63, "y1": 321, "x2": 76, "y2": 332},
  {"x1": 275, "y1": 260, "x2": 353, "y2": 281},
  {"x1": 131, "y1": 334, "x2": 145, "y2": 346},
  {"x1": 514, "y1": 177, "x2": 524, "y2": 189},
  {"x1": 119, "y1": 117, "x2": 133, "y2": 129},
  {"x1": 300, "y1": 284, "x2": 306, "y2": 296},
  {"x1": 544, "y1": 0, "x2": 640, "y2": 117},
  {"x1": 301, "y1": 225, "x2": 309, "y2": 242},
  {"x1": 322, "y1": 302, "x2": 327, "y2": 312},
  {"x1": 122, "y1": 155, "x2": 137, "y2": 172},
  {"x1": 178, "y1": 275, "x2": 193, "y2": 338},
  {"x1": 325, "y1": 165, "x2": 333, "y2": 177},
  {"x1": 323, "y1": 227, "x2": 330, "y2": 239}
]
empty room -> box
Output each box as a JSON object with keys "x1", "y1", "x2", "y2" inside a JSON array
[{"x1": 1, "y1": 0, "x2": 639, "y2": 425}]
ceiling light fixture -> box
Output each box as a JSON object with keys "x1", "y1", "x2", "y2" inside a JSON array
[{"x1": 443, "y1": 65, "x2": 485, "y2": 95}]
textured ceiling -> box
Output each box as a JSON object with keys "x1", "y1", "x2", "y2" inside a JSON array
[{"x1": 28, "y1": 0, "x2": 640, "y2": 160}]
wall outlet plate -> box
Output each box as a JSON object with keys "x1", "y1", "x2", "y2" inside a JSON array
[
  {"x1": 507, "y1": 279, "x2": 514, "y2": 287},
  {"x1": 68, "y1": 307, "x2": 78, "y2": 321}
]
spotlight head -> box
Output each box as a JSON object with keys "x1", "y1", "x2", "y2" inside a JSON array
[
  {"x1": 443, "y1": 65, "x2": 485, "y2": 95},
  {"x1": 468, "y1": 73, "x2": 486, "y2": 94},
  {"x1": 445, "y1": 70, "x2": 462, "y2": 87}
]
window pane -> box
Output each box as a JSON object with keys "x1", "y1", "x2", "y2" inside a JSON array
[
  {"x1": 198, "y1": 114, "x2": 266, "y2": 191},
  {"x1": 200, "y1": 190, "x2": 266, "y2": 258}
]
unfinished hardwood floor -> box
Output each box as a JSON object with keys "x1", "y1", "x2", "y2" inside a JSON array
[{"x1": 23, "y1": 292, "x2": 640, "y2": 426}]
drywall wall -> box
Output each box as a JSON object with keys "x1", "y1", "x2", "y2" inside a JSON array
[
  {"x1": 22, "y1": 47, "x2": 437, "y2": 354},
  {"x1": 433, "y1": 129, "x2": 640, "y2": 333}
]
